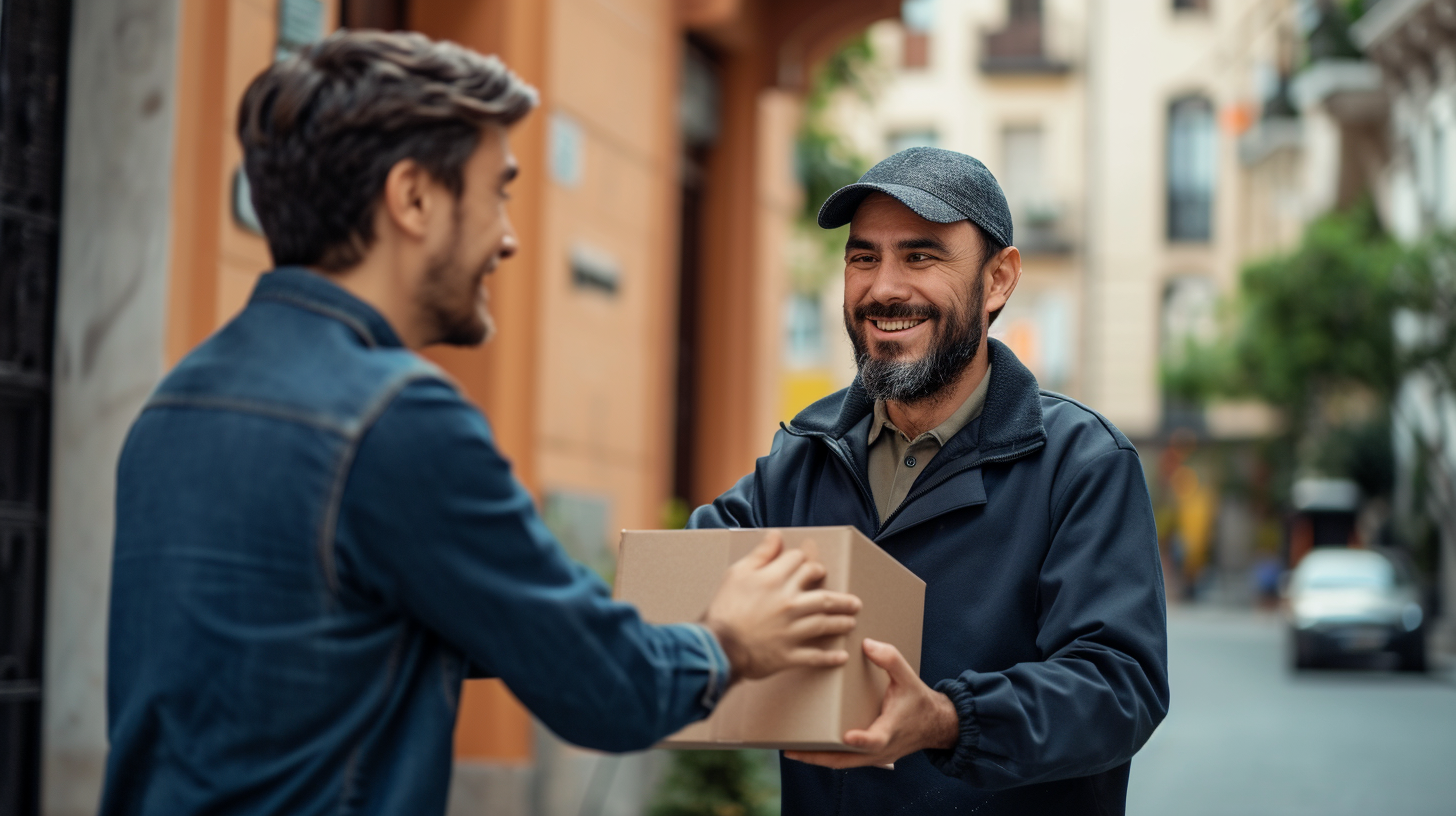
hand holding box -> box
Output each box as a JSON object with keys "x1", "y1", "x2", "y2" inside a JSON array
[{"x1": 615, "y1": 526, "x2": 926, "y2": 751}]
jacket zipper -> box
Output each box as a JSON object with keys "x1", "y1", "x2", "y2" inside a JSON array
[
  {"x1": 781, "y1": 423, "x2": 882, "y2": 531},
  {"x1": 783, "y1": 423, "x2": 1045, "y2": 537}
]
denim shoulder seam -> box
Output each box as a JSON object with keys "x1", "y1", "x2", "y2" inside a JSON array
[
  {"x1": 254, "y1": 291, "x2": 380, "y2": 348},
  {"x1": 315, "y1": 364, "x2": 450, "y2": 595},
  {"x1": 143, "y1": 393, "x2": 354, "y2": 435}
]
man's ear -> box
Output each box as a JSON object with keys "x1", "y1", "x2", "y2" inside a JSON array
[
  {"x1": 379, "y1": 158, "x2": 434, "y2": 241},
  {"x1": 983, "y1": 246, "x2": 1022, "y2": 316}
]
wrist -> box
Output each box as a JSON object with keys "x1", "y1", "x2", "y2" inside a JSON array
[
  {"x1": 702, "y1": 617, "x2": 747, "y2": 686},
  {"x1": 928, "y1": 691, "x2": 960, "y2": 751}
]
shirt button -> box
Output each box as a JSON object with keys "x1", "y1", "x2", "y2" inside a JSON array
[{"x1": 905, "y1": 456, "x2": 917, "y2": 468}]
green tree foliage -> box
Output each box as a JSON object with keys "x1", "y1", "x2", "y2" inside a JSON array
[
  {"x1": 648, "y1": 750, "x2": 780, "y2": 816},
  {"x1": 790, "y1": 34, "x2": 879, "y2": 296},
  {"x1": 796, "y1": 34, "x2": 877, "y2": 222},
  {"x1": 1306, "y1": 0, "x2": 1362, "y2": 63},
  {"x1": 1163, "y1": 196, "x2": 1456, "y2": 572},
  {"x1": 1163, "y1": 202, "x2": 1401, "y2": 495},
  {"x1": 1314, "y1": 417, "x2": 1396, "y2": 501},
  {"x1": 1166, "y1": 202, "x2": 1400, "y2": 419}
]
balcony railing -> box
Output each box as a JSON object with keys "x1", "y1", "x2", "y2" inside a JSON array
[
  {"x1": 981, "y1": 15, "x2": 1069, "y2": 75},
  {"x1": 1015, "y1": 202, "x2": 1075, "y2": 255}
]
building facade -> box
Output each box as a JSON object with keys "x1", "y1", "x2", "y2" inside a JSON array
[
  {"x1": 1085, "y1": 0, "x2": 1298, "y2": 439},
  {"x1": 1352, "y1": 0, "x2": 1456, "y2": 654}
]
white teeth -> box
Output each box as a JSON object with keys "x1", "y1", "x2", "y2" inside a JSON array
[{"x1": 874, "y1": 319, "x2": 925, "y2": 332}]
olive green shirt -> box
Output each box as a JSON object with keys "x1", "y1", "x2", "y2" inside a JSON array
[{"x1": 867, "y1": 367, "x2": 992, "y2": 522}]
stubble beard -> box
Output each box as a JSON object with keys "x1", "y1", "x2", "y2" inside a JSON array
[
  {"x1": 418, "y1": 216, "x2": 496, "y2": 347},
  {"x1": 846, "y1": 277, "x2": 984, "y2": 407}
]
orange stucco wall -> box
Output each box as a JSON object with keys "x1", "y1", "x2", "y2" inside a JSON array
[{"x1": 168, "y1": 0, "x2": 340, "y2": 367}]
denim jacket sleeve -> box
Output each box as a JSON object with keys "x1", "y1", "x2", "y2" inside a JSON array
[
  {"x1": 923, "y1": 447, "x2": 1170, "y2": 788},
  {"x1": 337, "y1": 379, "x2": 729, "y2": 752}
]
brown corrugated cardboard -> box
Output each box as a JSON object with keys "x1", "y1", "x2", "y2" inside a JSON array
[{"x1": 614, "y1": 526, "x2": 925, "y2": 751}]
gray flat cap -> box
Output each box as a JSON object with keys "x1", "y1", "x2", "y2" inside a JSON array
[{"x1": 816, "y1": 147, "x2": 1013, "y2": 247}]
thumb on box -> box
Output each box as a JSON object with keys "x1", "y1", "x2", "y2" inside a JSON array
[{"x1": 862, "y1": 638, "x2": 915, "y2": 685}]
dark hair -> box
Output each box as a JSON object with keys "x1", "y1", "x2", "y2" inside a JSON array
[{"x1": 237, "y1": 30, "x2": 538, "y2": 270}]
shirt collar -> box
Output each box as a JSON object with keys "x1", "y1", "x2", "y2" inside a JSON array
[
  {"x1": 867, "y1": 365, "x2": 993, "y2": 447},
  {"x1": 249, "y1": 266, "x2": 405, "y2": 349}
]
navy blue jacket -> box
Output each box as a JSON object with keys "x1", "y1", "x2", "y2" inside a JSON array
[
  {"x1": 690, "y1": 339, "x2": 1169, "y2": 815},
  {"x1": 101, "y1": 268, "x2": 729, "y2": 816}
]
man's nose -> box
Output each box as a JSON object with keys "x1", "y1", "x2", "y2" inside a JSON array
[
  {"x1": 498, "y1": 219, "x2": 519, "y2": 260},
  {"x1": 865, "y1": 259, "x2": 914, "y2": 303}
]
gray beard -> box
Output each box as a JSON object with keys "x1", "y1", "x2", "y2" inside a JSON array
[
  {"x1": 847, "y1": 285, "x2": 983, "y2": 406},
  {"x1": 854, "y1": 332, "x2": 979, "y2": 405}
]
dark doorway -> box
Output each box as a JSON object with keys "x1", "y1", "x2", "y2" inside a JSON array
[
  {"x1": 341, "y1": 0, "x2": 410, "y2": 29},
  {"x1": 0, "y1": 1, "x2": 72, "y2": 814},
  {"x1": 672, "y1": 39, "x2": 720, "y2": 508}
]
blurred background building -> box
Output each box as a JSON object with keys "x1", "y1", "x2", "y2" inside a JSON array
[{"x1": 3, "y1": 1, "x2": 1455, "y2": 815}]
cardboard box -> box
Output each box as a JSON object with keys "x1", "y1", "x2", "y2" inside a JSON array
[{"x1": 614, "y1": 526, "x2": 925, "y2": 751}]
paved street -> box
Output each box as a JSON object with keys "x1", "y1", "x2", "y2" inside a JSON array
[{"x1": 1127, "y1": 606, "x2": 1456, "y2": 816}]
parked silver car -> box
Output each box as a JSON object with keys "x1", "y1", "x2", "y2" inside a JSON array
[{"x1": 1287, "y1": 548, "x2": 1426, "y2": 672}]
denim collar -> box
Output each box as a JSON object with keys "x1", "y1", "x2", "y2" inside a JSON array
[{"x1": 250, "y1": 266, "x2": 405, "y2": 349}]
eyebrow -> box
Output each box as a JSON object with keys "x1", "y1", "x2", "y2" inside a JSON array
[
  {"x1": 844, "y1": 235, "x2": 951, "y2": 255},
  {"x1": 897, "y1": 236, "x2": 950, "y2": 254}
]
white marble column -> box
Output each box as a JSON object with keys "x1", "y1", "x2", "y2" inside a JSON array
[{"x1": 43, "y1": 0, "x2": 179, "y2": 813}]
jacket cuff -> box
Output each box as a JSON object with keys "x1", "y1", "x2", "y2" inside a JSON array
[
  {"x1": 924, "y1": 677, "x2": 981, "y2": 778},
  {"x1": 683, "y1": 623, "x2": 732, "y2": 711}
]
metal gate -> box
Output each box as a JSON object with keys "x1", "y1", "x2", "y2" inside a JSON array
[{"x1": 0, "y1": 1, "x2": 71, "y2": 814}]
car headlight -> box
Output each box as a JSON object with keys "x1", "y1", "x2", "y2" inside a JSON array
[{"x1": 1402, "y1": 603, "x2": 1423, "y2": 632}]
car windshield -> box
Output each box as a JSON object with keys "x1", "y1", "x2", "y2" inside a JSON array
[{"x1": 1295, "y1": 551, "x2": 1396, "y2": 591}]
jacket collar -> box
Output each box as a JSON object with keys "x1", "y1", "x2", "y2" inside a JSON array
[
  {"x1": 787, "y1": 337, "x2": 1047, "y2": 462},
  {"x1": 249, "y1": 266, "x2": 405, "y2": 349}
]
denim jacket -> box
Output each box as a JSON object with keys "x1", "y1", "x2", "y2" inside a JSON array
[{"x1": 100, "y1": 267, "x2": 728, "y2": 816}]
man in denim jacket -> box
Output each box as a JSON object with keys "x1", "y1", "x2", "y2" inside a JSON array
[{"x1": 99, "y1": 31, "x2": 861, "y2": 816}]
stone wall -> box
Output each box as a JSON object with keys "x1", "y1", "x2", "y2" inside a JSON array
[{"x1": 43, "y1": 0, "x2": 179, "y2": 812}]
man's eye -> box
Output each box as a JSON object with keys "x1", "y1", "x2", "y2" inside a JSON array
[
  {"x1": 848, "y1": 254, "x2": 876, "y2": 264},
  {"x1": 907, "y1": 253, "x2": 932, "y2": 263}
]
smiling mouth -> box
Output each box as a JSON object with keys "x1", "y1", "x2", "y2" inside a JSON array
[{"x1": 873, "y1": 318, "x2": 927, "y2": 332}]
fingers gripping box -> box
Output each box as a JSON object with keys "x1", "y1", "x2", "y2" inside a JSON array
[{"x1": 613, "y1": 526, "x2": 925, "y2": 751}]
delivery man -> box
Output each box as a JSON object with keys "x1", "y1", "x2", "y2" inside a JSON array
[
  {"x1": 99, "y1": 30, "x2": 861, "y2": 816},
  {"x1": 689, "y1": 147, "x2": 1170, "y2": 815}
]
